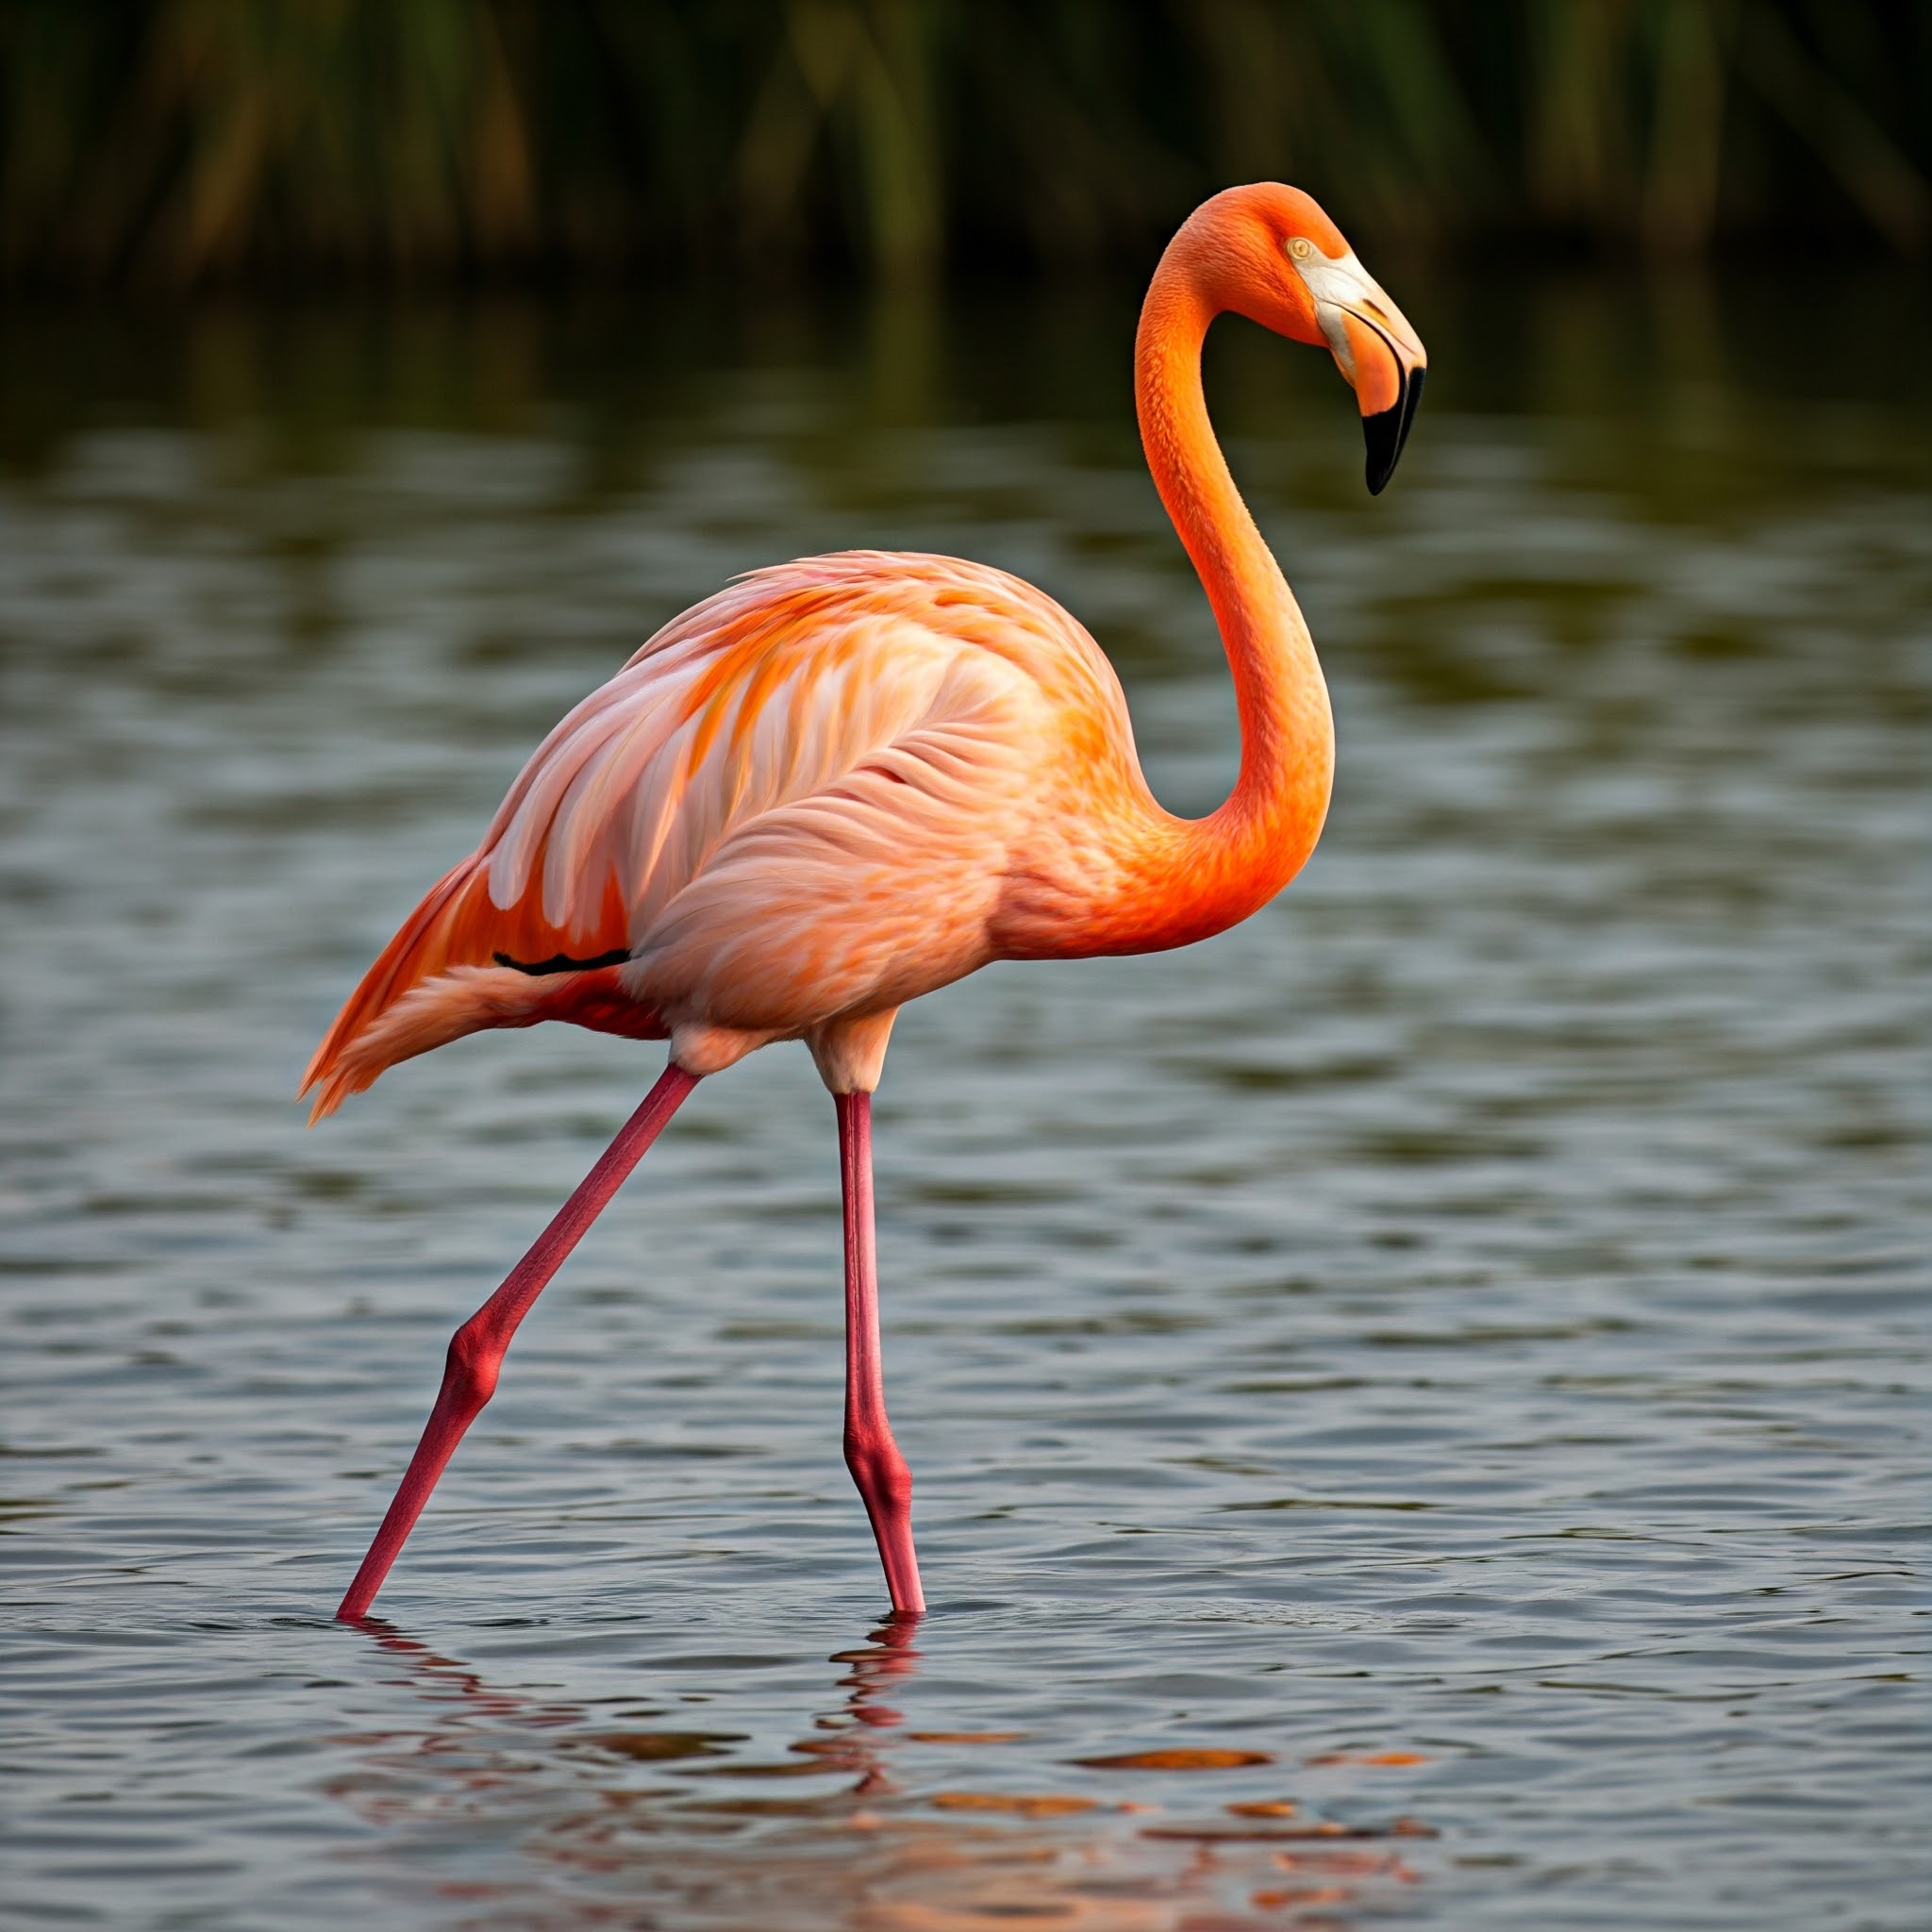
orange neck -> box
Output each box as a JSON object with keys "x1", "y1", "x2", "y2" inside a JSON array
[{"x1": 1124, "y1": 231, "x2": 1335, "y2": 947}]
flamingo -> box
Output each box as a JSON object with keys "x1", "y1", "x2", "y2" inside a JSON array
[{"x1": 306, "y1": 183, "x2": 1425, "y2": 1623}]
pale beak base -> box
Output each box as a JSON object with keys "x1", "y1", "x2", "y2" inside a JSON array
[{"x1": 1291, "y1": 244, "x2": 1427, "y2": 495}]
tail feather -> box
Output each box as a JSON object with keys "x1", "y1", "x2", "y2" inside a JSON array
[
  {"x1": 302, "y1": 857, "x2": 481, "y2": 1104},
  {"x1": 302, "y1": 964, "x2": 566, "y2": 1122},
  {"x1": 300, "y1": 851, "x2": 649, "y2": 1121}
]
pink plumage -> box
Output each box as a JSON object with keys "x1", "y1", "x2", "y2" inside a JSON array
[{"x1": 304, "y1": 551, "x2": 1145, "y2": 1116}]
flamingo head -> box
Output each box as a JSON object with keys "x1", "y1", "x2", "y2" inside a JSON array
[{"x1": 1187, "y1": 183, "x2": 1428, "y2": 495}]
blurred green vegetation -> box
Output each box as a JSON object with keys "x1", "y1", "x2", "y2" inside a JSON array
[{"x1": 1, "y1": 0, "x2": 1926, "y2": 288}]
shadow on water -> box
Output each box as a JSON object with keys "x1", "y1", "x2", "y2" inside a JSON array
[{"x1": 330, "y1": 1613, "x2": 1433, "y2": 1929}]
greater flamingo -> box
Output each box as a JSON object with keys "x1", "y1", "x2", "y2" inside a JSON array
[{"x1": 306, "y1": 183, "x2": 1425, "y2": 1622}]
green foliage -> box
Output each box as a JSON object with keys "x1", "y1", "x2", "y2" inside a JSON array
[{"x1": 0, "y1": 0, "x2": 1924, "y2": 285}]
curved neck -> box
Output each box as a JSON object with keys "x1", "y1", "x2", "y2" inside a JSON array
[{"x1": 1128, "y1": 242, "x2": 1334, "y2": 942}]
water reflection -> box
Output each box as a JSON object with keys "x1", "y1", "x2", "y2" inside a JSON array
[{"x1": 331, "y1": 1613, "x2": 1429, "y2": 1929}]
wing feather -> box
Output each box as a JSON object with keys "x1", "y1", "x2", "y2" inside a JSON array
[{"x1": 304, "y1": 552, "x2": 1119, "y2": 1112}]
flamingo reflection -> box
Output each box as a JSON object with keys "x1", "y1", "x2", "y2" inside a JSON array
[{"x1": 325, "y1": 1617, "x2": 1426, "y2": 1927}]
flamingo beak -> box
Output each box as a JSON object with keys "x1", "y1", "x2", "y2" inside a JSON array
[{"x1": 1295, "y1": 249, "x2": 1428, "y2": 494}]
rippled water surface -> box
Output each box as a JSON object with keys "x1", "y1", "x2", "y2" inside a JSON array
[{"x1": 3, "y1": 272, "x2": 1928, "y2": 1930}]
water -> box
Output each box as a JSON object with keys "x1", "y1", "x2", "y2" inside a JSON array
[{"x1": 1, "y1": 269, "x2": 1927, "y2": 1931}]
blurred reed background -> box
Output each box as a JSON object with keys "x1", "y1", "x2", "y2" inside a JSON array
[{"x1": 0, "y1": 0, "x2": 1925, "y2": 289}]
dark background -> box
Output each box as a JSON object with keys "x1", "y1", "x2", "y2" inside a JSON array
[{"x1": 2, "y1": 0, "x2": 1927, "y2": 289}]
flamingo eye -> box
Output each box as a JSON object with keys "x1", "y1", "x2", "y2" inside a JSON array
[{"x1": 1287, "y1": 236, "x2": 1314, "y2": 260}]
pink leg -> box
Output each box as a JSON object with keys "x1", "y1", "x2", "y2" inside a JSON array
[
  {"x1": 336, "y1": 1064, "x2": 699, "y2": 1621},
  {"x1": 835, "y1": 1091, "x2": 926, "y2": 1616}
]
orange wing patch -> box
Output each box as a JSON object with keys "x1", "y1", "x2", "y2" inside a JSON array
[{"x1": 299, "y1": 852, "x2": 641, "y2": 1120}]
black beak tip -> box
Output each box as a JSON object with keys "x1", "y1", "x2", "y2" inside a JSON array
[{"x1": 1363, "y1": 365, "x2": 1424, "y2": 496}]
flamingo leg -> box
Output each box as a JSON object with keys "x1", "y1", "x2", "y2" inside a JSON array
[
  {"x1": 835, "y1": 1091, "x2": 926, "y2": 1616},
  {"x1": 336, "y1": 1064, "x2": 700, "y2": 1621}
]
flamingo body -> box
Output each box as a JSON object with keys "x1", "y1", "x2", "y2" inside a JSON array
[
  {"x1": 305, "y1": 549, "x2": 1315, "y2": 1118},
  {"x1": 308, "y1": 184, "x2": 1426, "y2": 1621}
]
